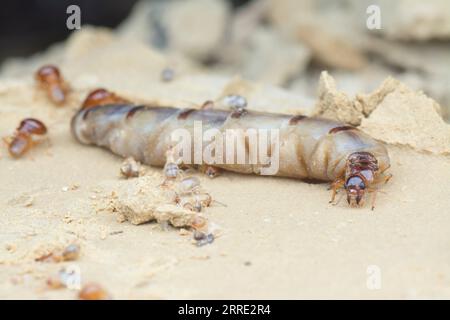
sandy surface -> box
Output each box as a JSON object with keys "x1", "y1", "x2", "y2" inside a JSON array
[{"x1": 1, "y1": 28, "x2": 450, "y2": 299}]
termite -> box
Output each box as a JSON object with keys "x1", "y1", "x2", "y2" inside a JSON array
[
  {"x1": 35, "y1": 65, "x2": 69, "y2": 105},
  {"x1": 161, "y1": 67, "x2": 175, "y2": 82},
  {"x1": 120, "y1": 156, "x2": 142, "y2": 178},
  {"x1": 5, "y1": 118, "x2": 47, "y2": 158},
  {"x1": 35, "y1": 243, "x2": 80, "y2": 263},
  {"x1": 71, "y1": 89, "x2": 392, "y2": 209},
  {"x1": 162, "y1": 145, "x2": 184, "y2": 182},
  {"x1": 46, "y1": 266, "x2": 80, "y2": 290},
  {"x1": 176, "y1": 176, "x2": 212, "y2": 212},
  {"x1": 221, "y1": 94, "x2": 248, "y2": 113},
  {"x1": 161, "y1": 146, "x2": 213, "y2": 212}
]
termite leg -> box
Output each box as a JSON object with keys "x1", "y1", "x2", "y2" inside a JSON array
[
  {"x1": 178, "y1": 192, "x2": 212, "y2": 212},
  {"x1": 2, "y1": 137, "x2": 11, "y2": 147},
  {"x1": 374, "y1": 173, "x2": 393, "y2": 185},
  {"x1": 379, "y1": 164, "x2": 393, "y2": 184},
  {"x1": 329, "y1": 177, "x2": 345, "y2": 204},
  {"x1": 380, "y1": 164, "x2": 391, "y2": 174},
  {"x1": 368, "y1": 187, "x2": 378, "y2": 211},
  {"x1": 383, "y1": 173, "x2": 393, "y2": 184},
  {"x1": 331, "y1": 192, "x2": 345, "y2": 206},
  {"x1": 196, "y1": 193, "x2": 212, "y2": 208}
]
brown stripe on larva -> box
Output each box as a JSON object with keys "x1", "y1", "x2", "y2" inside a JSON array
[
  {"x1": 126, "y1": 106, "x2": 145, "y2": 119},
  {"x1": 230, "y1": 109, "x2": 248, "y2": 119},
  {"x1": 177, "y1": 108, "x2": 196, "y2": 120},
  {"x1": 289, "y1": 115, "x2": 307, "y2": 125},
  {"x1": 82, "y1": 108, "x2": 94, "y2": 120},
  {"x1": 328, "y1": 125, "x2": 355, "y2": 134}
]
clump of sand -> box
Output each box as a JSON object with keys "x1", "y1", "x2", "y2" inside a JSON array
[
  {"x1": 360, "y1": 84, "x2": 450, "y2": 155},
  {"x1": 314, "y1": 71, "x2": 363, "y2": 125},
  {"x1": 314, "y1": 71, "x2": 450, "y2": 155},
  {"x1": 109, "y1": 175, "x2": 199, "y2": 227}
]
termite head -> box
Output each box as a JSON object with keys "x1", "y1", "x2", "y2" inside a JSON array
[
  {"x1": 82, "y1": 88, "x2": 108, "y2": 108},
  {"x1": 344, "y1": 175, "x2": 366, "y2": 207},
  {"x1": 164, "y1": 162, "x2": 179, "y2": 179},
  {"x1": 81, "y1": 88, "x2": 128, "y2": 109},
  {"x1": 36, "y1": 65, "x2": 62, "y2": 85},
  {"x1": 18, "y1": 118, "x2": 47, "y2": 135}
]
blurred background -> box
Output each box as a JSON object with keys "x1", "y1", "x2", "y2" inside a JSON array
[
  {"x1": 1, "y1": 0, "x2": 449, "y2": 120},
  {"x1": 0, "y1": 0, "x2": 248, "y2": 62},
  {"x1": 0, "y1": 0, "x2": 139, "y2": 62}
]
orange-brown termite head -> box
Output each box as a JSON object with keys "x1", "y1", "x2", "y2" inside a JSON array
[
  {"x1": 17, "y1": 118, "x2": 47, "y2": 135},
  {"x1": 78, "y1": 282, "x2": 111, "y2": 300},
  {"x1": 35, "y1": 65, "x2": 68, "y2": 105},
  {"x1": 8, "y1": 118, "x2": 47, "y2": 158},
  {"x1": 81, "y1": 88, "x2": 128, "y2": 110}
]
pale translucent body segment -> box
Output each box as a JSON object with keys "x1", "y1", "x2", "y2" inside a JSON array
[{"x1": 71, "y1": 104, "x2": 390, "y2": 182}]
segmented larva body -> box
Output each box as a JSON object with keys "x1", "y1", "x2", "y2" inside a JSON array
[
  {"x1": 72, "y1": 89, "x2": 392, "y2": 209},
  {"x1": 71, "y1": 94, "x2": 391, "y2": 208}
]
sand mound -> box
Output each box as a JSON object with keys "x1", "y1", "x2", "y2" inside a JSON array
[
  {"x1": 315, "y1": 71, "x2": 450, "y2": 155},
  {"x1": 360, "y1": 85, "x2": 450, "y2": 155}
]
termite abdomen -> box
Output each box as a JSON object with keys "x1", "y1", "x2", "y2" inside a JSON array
[{"x1": 9, "y1": 133, "x2": 29, "y2": 158}]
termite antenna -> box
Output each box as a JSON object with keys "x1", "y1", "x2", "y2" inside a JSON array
[{"x1": 211, "y1": 199, "x2": 227, "y2": 207}]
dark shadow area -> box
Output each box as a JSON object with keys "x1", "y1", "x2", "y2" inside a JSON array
[
  {"x1": 0, "y1": 0, "x2": 252, "y2": 64},
  {"x1": 0, "y1": 0, "x2": 139, "y2": 63}
]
